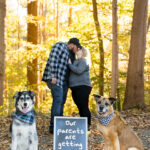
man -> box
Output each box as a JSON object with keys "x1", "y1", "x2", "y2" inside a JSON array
[{"x1": 42, "y1": 38, "x2": 82, "y2": 134}]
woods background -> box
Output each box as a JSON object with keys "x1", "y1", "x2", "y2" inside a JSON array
[{"x1": 0, "y1": 0, "x2": 150, "y2": 116}]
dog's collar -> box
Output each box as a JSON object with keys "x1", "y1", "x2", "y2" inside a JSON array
[
  {"x1": 98, "y1": 112, "x2": 114, "y2": 126},
  {"x1": 12, "y1": 110, "x2": 35, "y2": 125}
]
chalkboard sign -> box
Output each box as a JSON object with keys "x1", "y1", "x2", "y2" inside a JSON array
[{"x1": 53, "y1": 117, "x2": 87, "y2": 150}]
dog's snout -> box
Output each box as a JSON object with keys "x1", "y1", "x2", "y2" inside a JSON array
[
  {"x1": 24, "y1": 103, "x2": 27, "y2": 107},
  {"x1": 99, "y1": 106, "x2": 103, "y2": 111}
]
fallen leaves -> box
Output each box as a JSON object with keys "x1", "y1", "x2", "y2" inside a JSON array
[{"x1": 0, "y1": 110, "x2": 149, "y2": 150}]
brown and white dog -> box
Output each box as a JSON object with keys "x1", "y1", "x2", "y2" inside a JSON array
[{"x1": 93, "y1": 94, "x2": 144, "y2": 150}]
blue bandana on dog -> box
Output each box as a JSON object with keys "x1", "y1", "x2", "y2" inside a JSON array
[
  {"x1": 13, "y1": 110, "x2": 35, "y2": 125},
  {"x1": 98, "y1": 112, "x2": 114, "y2": 126}
]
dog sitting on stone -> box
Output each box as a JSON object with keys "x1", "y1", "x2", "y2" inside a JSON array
[
  {"x1": 10, "y1": 91, "x2": 38, "y2": 150},
  {"x1": 93, "y1": 94, "x2": 144, "y2": 150}
]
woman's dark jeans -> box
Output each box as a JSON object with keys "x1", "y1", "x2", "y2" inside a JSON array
[{"x1": 71, "y1": 85, "x2": 92, "y2": 126}]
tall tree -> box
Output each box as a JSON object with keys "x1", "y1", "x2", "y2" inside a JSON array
[
  {"x1": 68, "y1": 0, "x2": 72, "y2": 26},
  {"x1": 17, "y1": 0, "x2": 21, "y2": 49},
  {"x1": 111, "y1": 0, "x2": 119, "y2": 98},
  {"x1": 123, "y1": 0, "x2": 148, "y2": 110},
  {"x1": 92, "y1": 0, "x2": 104, "y2": 95},
  {"x1": 40, "y1": 0, "x2": 47, "y2": 43},
  {"x1": 42, "y1": 0, "x2": 47, "y2": 43},
  {"x1": 56, "y1": 0, "x2": 59, "y2": 39},
  {"x1": 27, "y1": 0, "x2": 38, "y2": 106},
  {"x1": 0, "y1": 0, "x2": 6, "y2": 106},
  {"x1": 147, "y1": 16, "x2": 150, "y2": 32}
]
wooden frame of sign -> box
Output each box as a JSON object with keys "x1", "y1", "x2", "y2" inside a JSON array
[{"x1": 53, "y1": 116, "x2": 87, "y2": 150}]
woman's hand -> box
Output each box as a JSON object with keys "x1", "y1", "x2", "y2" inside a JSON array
[{"x1": 68, "y1": 59, "x2": 72, "y2": 64}]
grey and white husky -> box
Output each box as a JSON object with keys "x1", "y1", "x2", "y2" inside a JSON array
[{"x1": 10, "y1": 91, "x2": 38, "y2": 150}]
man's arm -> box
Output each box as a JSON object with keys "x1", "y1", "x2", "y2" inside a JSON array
[{"x1": 46, "y1": 43, "x2": 61, "y2": 82}]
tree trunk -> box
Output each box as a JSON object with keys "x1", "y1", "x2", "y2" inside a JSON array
[
  {"x1": 123, "y1": 0, "x2": 148, "y2": 110},
  {"x1": 27, "y1": 0, "x2": 39, "y2": 106},
  {"x1": 17, "y1": 0, "x2": 20, "y2": 49},
  {"x1": 112, "y1": 0, "x2": 120, "y2": 110},
  {"x1": 147, "y1": 16, "x2": 150, "y2": 32},
  {"x1": 0, "y1": 0, "x2": 6, "y2": 106},
  {"x1": 56, "y1": 0, "x2": 59, "y2": 39},
  {"x1": 92, "y1": 0, "x2": 104, "y2": 95},
  {"x1": 38, "y1": 1, "x2": 42, "y2": 44},
  {"x1": 42, "y1": 0, "x2": 47, "y2": 43},
  {"x1": 40, "y1": 0, "x2": 47, "y2": 43},
  {"x1": 68, "y1": 0, "x2": 72, "y2": 26},
  {"x1": 111, "y1": 0, "x2": 118, "y2": 98}
]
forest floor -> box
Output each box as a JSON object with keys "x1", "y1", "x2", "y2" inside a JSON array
[{"x1": 0, "y1": 110, "x2": 150, "y2": 150}]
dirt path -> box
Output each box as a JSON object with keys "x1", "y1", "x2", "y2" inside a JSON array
[{"x1": 0, "y1": 110, "x2": 150, "y2": 150}]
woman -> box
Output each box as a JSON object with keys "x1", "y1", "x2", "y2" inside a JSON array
[{"x1": 68, "y1": 47, "x2": 92, "y2": 130}]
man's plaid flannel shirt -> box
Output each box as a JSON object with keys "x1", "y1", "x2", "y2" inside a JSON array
[{"x1": 42, "y1": 42, "x2": 69, "y2": 88}]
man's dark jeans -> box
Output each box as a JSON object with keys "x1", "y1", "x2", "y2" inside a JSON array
[{"x1": 47, "y1": 80, "x2": 68, "y2": 133}]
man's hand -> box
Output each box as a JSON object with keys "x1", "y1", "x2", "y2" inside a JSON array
[{"x1": 51, "y1": 78, "x2": 57, "y2": 84}]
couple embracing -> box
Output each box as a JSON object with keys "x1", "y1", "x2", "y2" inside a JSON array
[{"x1": 42, "y1": 38, "x2": 92, "y2": 134}]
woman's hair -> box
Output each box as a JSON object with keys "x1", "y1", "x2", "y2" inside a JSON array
[
  {"x1": 81, "y1": 47, "x2": 88, "y2": 58},
  {"x1": 80, "y1": 47, "x2": 92, "y2": 66}
]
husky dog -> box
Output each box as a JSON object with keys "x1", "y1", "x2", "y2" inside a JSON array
[
  {"x1": 10, "y1": 91, "x2": 38, "y2": 150},
  {"x1": 93, "y1": 94, "x2": 144, "y2": 150}
]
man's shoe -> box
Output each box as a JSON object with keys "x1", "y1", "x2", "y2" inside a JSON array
[
  {"x1": 50, "y1": 130, "x2": 53, "y2": 134},
  {"x1": 49, "y1": 126, "x2": 53, "y2": 134}
]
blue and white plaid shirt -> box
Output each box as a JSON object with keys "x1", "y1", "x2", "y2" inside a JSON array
[{"x1": 42, "y1": 42, "x2": 70, "y2": 88}]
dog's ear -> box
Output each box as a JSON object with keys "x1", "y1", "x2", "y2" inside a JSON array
[
  {"x1": 29, "y1": 91, "x2": 36, "y2": 104},
  {"x1": 29, "y1": 91, "x2": 36, "y2": 97},
  {"x1": 93, "y1": 94, "x2": 101, "y2": 102},
  {"x1": 13, "y1": 92, "x2": 22, "y2": 100},
  {"x1": 109, "y1": 97, "x2": 117, "y2": 104},
  {"x1": 13, "y1": 92, "x2": 22, "y2": 106}
]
